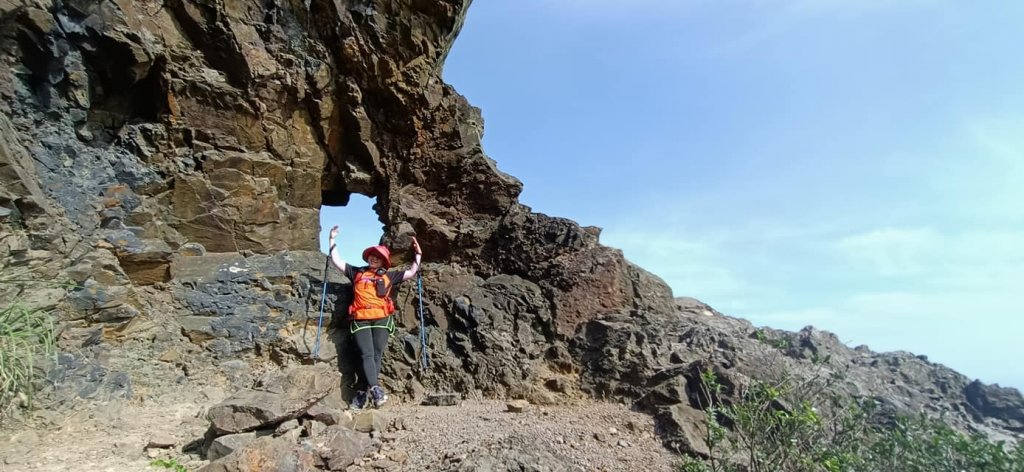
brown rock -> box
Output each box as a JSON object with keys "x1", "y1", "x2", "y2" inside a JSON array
[
  {"x1": 386, "y1": 450, "x2": 409, "y2": 463},
  {"x1": 178, "y1": 242, "x2": 207, "y2": 257},
  {"x1": 207, "y1": 431, "x2": 271, "y2": 461},
  {"x1": 506, "y1": 400, "x2": 530, "y2": 413},
  {"x1": 198, "y1": 435, "x2": 319, "y2": 472},
  {"x1": 145, "y1": 435, "x2": 177, "y2": 449},
  {"x1": 349, "y1": 411, "x2": 390, "y2": 433}
]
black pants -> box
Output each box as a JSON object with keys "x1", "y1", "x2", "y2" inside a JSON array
[{"x1": 352, "y1": 316, "x2": 393, "y2": 389}]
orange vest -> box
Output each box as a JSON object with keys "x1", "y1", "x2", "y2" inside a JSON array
[{"x1": 349, "y1": 270, "x2": 396, "y2": 320}]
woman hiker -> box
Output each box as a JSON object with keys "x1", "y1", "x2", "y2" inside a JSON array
[{"x1": 328, "y1": 225, "x2": 421, "y2": 409}]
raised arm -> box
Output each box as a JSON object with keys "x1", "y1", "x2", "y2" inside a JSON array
[
  {"x1": 327, "y1": 225, "x2": 348, "y2": 271},
  {"x1": 401, "y1": 237, "x2": 422, "y2": 281}
]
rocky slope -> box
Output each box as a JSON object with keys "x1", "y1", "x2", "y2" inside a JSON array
[{"x1": 1, "y1": 0, "x2": 1021, "y2": 470}]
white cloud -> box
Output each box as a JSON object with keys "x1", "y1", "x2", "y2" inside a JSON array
[
  {"x1": 958, "y1": 118, "x2": 1024, "y2": 221},
  {"x1": 970, "y1": 119, "x2": 1024, "y2": 163},
  {"x1": 601, "y1": 228, "x2": 750, "y2": 300},
  {"x1": 835, "y1": 228, "x2": 940, "y2": 277},
  {"x1": 834, "y1": 226, "x2": 1024, "y2": 284},
  {"x1": 596, "y1": 113, "x2": 1024, "y2": 388}
]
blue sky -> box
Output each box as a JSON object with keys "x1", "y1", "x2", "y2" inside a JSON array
[{"x1": 322, "y1": 0, "x2": 1024, "y2": 389}]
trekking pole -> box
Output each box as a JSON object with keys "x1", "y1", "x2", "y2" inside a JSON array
[
  {"x1": 417, "y1": 271, "x2": 429, "y2": 369},
  {"x1": 312, "y1": 251, "x2": 331, "y2": 359}
]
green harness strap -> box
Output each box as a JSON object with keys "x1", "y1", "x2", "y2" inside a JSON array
[{"x1": 350, "y1": 316, "x2": 396, "y2": 334}]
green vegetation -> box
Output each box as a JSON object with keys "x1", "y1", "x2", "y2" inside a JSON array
[
  {"x1": 678, "y1": 368, "x2": 1024, "y2": 472},
  {"x1": 753, "y1": 328, "x2": 795, "y2": 351},
  {"x1": 0, "y1": 301, "x2": 56, "y2": 414},
  {"x1": 0, "y1": 273, "x2": 70, "y2": 417},
  {"x1": 150, "y1": 459, "x2": 188, "y2": 472}
]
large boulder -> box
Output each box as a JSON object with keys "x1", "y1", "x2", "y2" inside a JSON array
[
  {"x1": 207, "y1": 364, "x2": 341, "y2": 434},
  {"x1": 965, "y1": 381, "x2": 1024, "y2": 432},
  {"x1": 198, "y1": 435, "x2": 321, "y2": 472}
]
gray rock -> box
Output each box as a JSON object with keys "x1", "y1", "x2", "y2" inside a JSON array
[
  {"x1": 655, "y1": 403, "x2": 711, "y2": 457},
  {"x1": 303, "y1": 420, "x2": 328, "y2": 438},
  {"x1": 168, "y1": 251, "x2": 342, "y2": 357},
  {"x1": 306, "y1": 395, "x2": 348, "y2": 426},
  {"x1": 965, "y1": 381, "x2": 1024, "y2": 431},
  {"x1": 316, "y1": 426, "x2": 374, "y2": 471},
  {"x1": 275, "y1": 419, "x2": 301, "y2": 435},
  {"x1": 421, "y1": 393, "x2": 460, "y2": 406},
  {"x1": 207, "y1": 364, "x2": 340, "y2": 434},
  {"x1": 39, "y1": 351, "x2": 133, "y2": 410},
  {"x1": 64, "y1": 279, "x2": 137, "y2": 321},
  {"x1": 573, "y1": 303, "x2": 1024, "y2": 450}
]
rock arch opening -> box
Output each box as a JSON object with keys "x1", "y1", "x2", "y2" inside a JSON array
[{"x1": 319, "y1": 193, "x2": 384, "y2": 265}]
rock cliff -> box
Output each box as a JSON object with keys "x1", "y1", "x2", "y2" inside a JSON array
[{"x1": 1, "y1": 0, "x2": 1020, "y2": 463}]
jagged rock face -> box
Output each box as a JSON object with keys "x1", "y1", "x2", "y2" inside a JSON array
[
  {"x1": 0, "y1": 0, "x2": 669, "y2": 322},
  {"x1": 0, "y1": 0, "x2": 521, "y2": 260},
  {"x1": 0, "y1": 0, "x2": 674, "y2": 412},
  {"x1": 571, "y1": 298, "x2": 1024, "y2": 453}
]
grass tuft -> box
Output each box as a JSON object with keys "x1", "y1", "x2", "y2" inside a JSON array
[{"x1": 0, "y1": 300, "x2": 56, "y2": 414}]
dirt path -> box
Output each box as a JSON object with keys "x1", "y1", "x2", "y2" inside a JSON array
[
  {"x1": 382, "y1": 400, "x2": 679, "y2": 471},
  {"x1": 2, "y1": 393, "x2": 679, "y2": 471}
]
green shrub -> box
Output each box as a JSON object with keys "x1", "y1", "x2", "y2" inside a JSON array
[
  {"x1": 865, "y1": 414, "x2": 1024, "y2": 472},
  {"x1": 0, "y1": 301, "x2": 56, "y2": 414},
  {"x1": 150, "y1": 459, "x2": 188, "y2": 472},
  {"x1": 681, "y1": 369, "x2": 1024, "y2": 472}
]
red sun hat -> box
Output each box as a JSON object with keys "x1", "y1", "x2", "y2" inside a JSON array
[{"x1": 362, "y1": 245, "x2": 392, "y2": 268}]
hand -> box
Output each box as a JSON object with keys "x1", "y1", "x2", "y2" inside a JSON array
[
  {"x1": 329, "y1": 225, "x2": 339, "y2": 240},
  {"x1": 411, "y1": 237, "x2": 422, "y2": 256}
]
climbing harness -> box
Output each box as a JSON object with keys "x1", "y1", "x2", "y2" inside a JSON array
[{"x1": 350, "y1": 315, "x2": 396, "y2": 334}]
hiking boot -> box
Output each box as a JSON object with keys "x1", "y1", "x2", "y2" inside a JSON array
[
  {"x1": 369, "y1": 385, "x2": 388, "y2": 408},
  {"x1": 349, "y1": 390, "x2": 368, "y2": 410}
]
